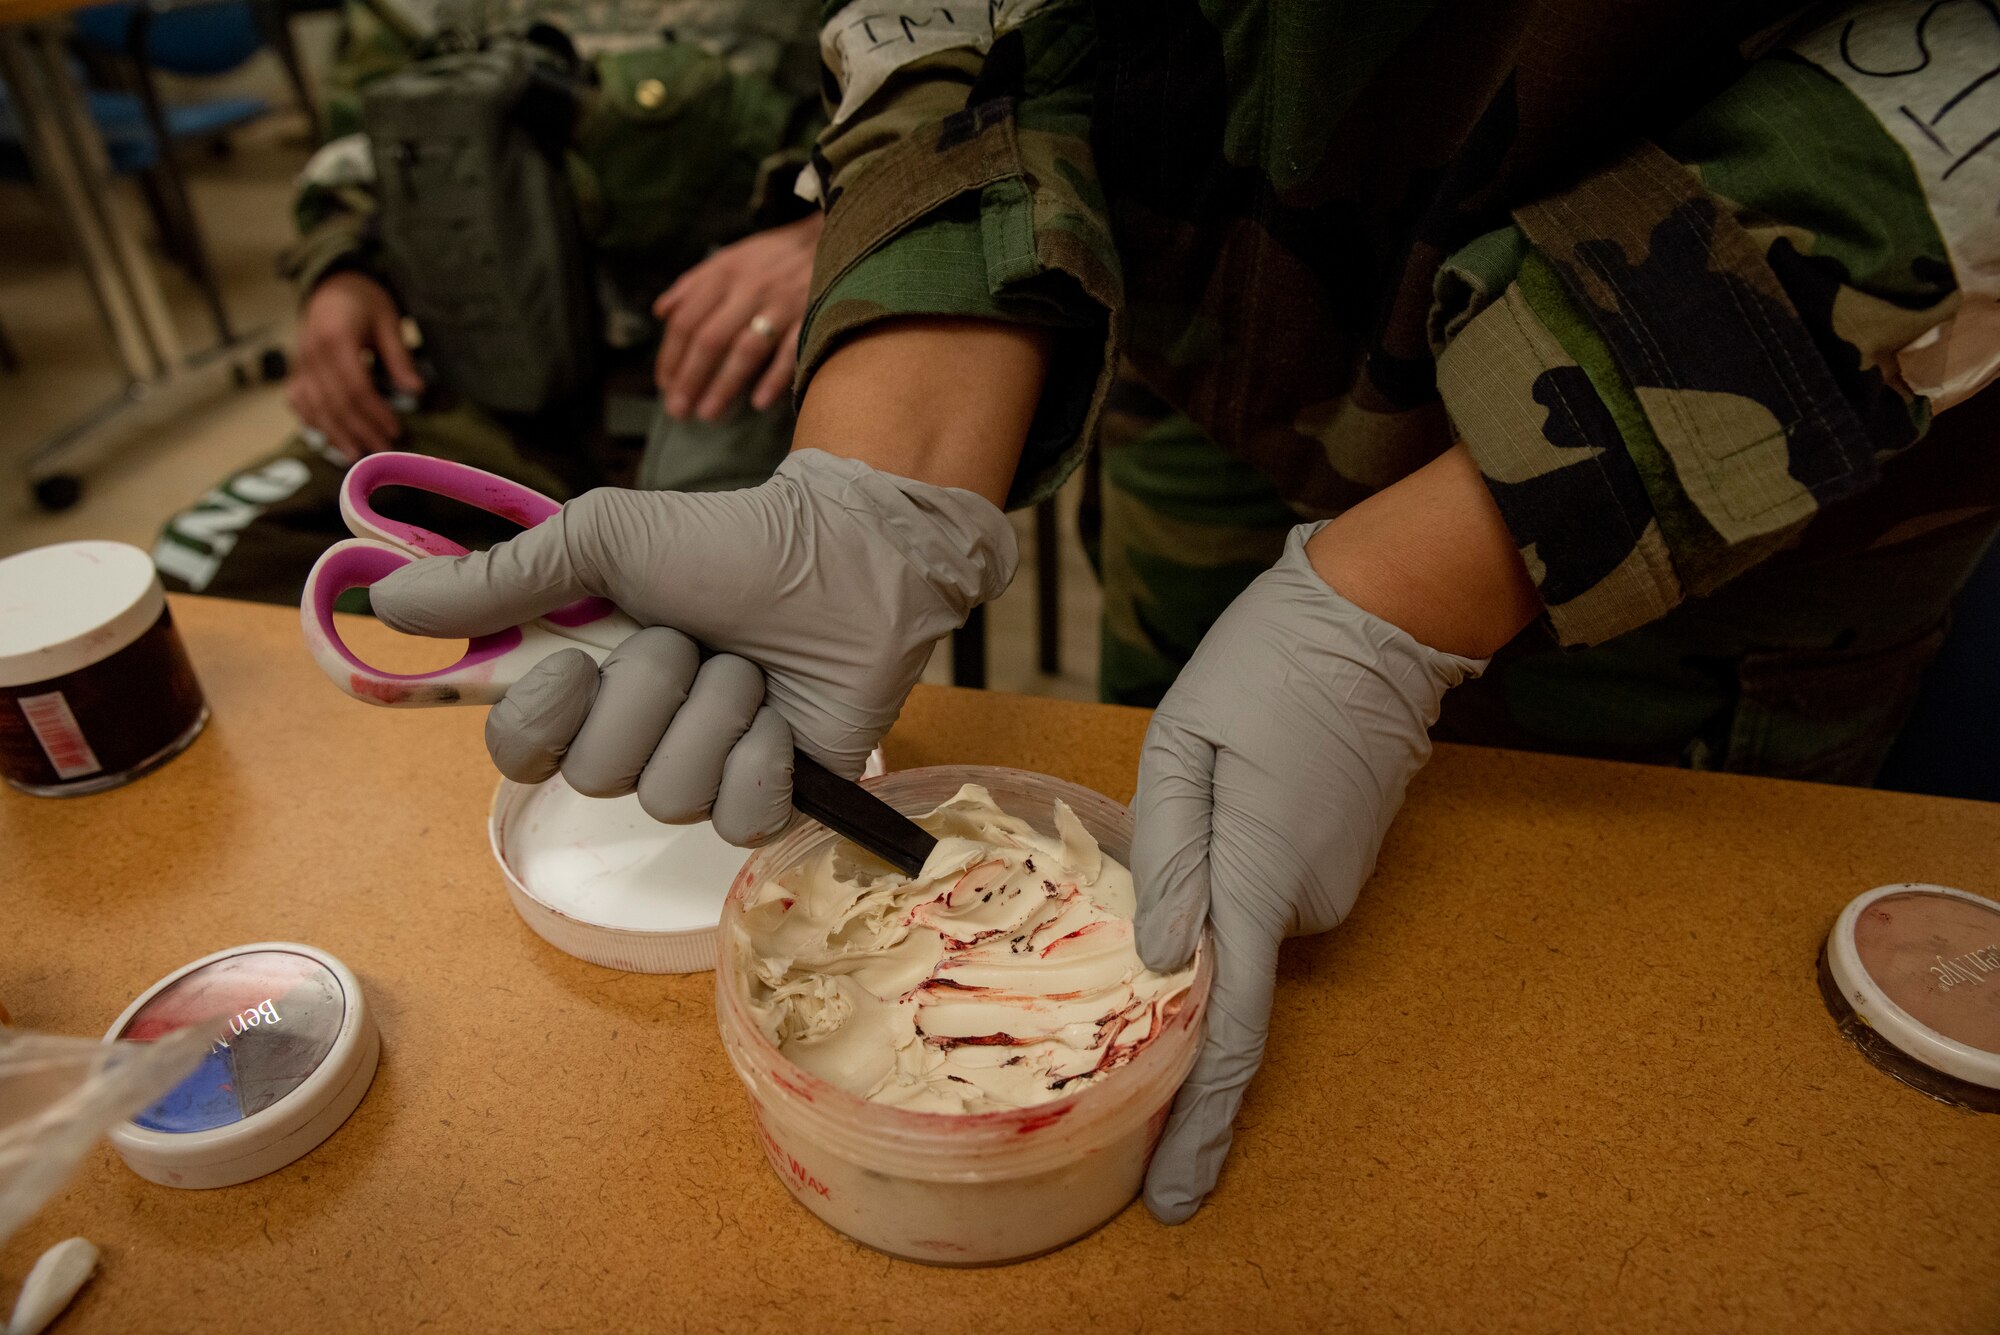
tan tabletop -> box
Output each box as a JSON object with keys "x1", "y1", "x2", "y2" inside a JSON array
[{"x1": 5, "y1": 595, "x2": 1999, "y2": 1332}]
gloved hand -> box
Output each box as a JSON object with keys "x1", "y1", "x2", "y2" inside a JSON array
[
  {"x1": 1130, "y1": 522, "x2": 1484, "y2": 1222},
  {"x1": 369, "y1": 448, "x2": 1017, "y2": 844}
]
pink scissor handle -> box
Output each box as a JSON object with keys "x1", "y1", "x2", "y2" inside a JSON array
[
  {"x1": 338, "y1": 452, "x2": 639, "y2": 645},
  {"x1": 301, "y1": 539, "x2": 607, "y2": 707}
]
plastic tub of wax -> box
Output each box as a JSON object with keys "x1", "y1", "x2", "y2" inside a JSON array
[{"x1": 714, "y1": 766, "x2": 1212, "y2": 1266}]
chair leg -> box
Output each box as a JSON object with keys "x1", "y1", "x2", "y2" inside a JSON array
[
  {"x1": 952, "y1": 605, "x2": 987, "y2": 690},
  {"x1": 135, "y1": 166, "x2": 194, "y2": 270},
  {"x1": 125, "y1": 8, "x2": 237, "y2": 347},
  {"x1": 1034, "y1": 496, "x2": 1060, "y2": 676},
  {"x1": 251, "y1": 0, "x2": 321, "y2": 140}
]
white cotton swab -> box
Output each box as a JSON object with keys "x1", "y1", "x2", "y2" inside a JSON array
[{"x1": 5, "y1": 1237, "x2": 97, "y2": 1335}]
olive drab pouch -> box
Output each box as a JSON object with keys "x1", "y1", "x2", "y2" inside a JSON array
[
  {"x1": 574, "y1": 39, "x2": 817, "y2": 310},
  {"x1": 362, "y1": 28, "x2": 595, "y2": 417}
]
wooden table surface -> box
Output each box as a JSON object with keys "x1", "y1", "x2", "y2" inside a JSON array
[{"x1": 5, "y1": 596, "x2": 1998, "y2": 1332}]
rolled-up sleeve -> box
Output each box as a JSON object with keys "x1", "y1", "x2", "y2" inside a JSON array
[
  {"x1": 283, "y1": 147, "x2": 383, "y2": 299},
  {"x1": 800, "y1": 0, "x2": 1119, "y2": 509},
  {"x1": 1435, "y1": 22, "x2": 1964, "y2": 646}
]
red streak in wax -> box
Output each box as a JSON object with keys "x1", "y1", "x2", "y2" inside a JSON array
[
  {"x1": 1040, "y1": 920, "x2": 1110, "y2": 958},
  {"x1": 943, "y1": 859, "x2": 1007, "y2": 907},
  {"x1": 922, "y1": 1030, "x2": 1031, "y2": 1049}
]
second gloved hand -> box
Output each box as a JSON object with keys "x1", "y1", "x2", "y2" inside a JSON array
[
  {"x1": 368, "y1": 448, "x2": 1017, "y2": 844},
  {"x1": 1130, "y1": 522, "x2": 1484, "y2": 1223}
]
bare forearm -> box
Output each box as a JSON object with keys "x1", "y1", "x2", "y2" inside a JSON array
[
  {"x1": 1307, "y1": 444, "x2": 1541, "y2": 659},
  {"x1": 792, "y1": 318, "x2": 1048, "y2": 507}
]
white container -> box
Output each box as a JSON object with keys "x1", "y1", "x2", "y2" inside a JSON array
[
  {"x1": 489, "y1": 751, "x2": 886, "y2": 974},
  {"x1": 715, "y1": 766, "x2": 1212, "y2": 1265},
  {"x1": 490, "y1": 775, "x2": 749, "y2": 973}
]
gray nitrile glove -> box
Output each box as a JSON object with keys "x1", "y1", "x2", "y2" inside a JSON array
[
  {"x1": 369, "y1": 449, "x2": 1017, "y2": 844},
  {"x1": 1131, "y1": 522, "x2": 1485, "y2": 1223}
]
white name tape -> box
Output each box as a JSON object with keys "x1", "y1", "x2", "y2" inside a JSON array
[
  {"x1": 822, "y1": 1, "x2": 1050, "y2": 127},
  {"x1": 1794, "y1": 1, "x2": 2000, "y2": 409}
]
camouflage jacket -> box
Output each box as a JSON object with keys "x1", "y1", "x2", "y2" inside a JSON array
[
  {"x1": 288, "y1": 0, "x2": 823, "y2": 337},
  {"x1": 800, "y1": 1, "x2": 2000, "y2": 647}
]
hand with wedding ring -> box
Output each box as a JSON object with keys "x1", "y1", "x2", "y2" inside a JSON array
[{"x1": 653, "y1": 213, "x2": 823, "y2": 421}]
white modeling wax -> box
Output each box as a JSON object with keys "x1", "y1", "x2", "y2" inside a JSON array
[{"x1": 735, "y1": 784, "x2": 1195, "y2": 1113}]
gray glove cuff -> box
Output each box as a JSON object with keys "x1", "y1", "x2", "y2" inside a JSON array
[
  {"x1": 775, "y1": 450, "x2": 1020, "y2": 618},
  {"x1": 1284, "y1": 519, "x2": 1489, "y2": 703}
]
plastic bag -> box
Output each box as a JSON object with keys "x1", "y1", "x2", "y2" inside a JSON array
[{"x1": 0, "y1": 1029, "x2": 207, "y2": 1245}]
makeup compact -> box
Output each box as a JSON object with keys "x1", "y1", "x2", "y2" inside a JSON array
[
  {"x1": 105, "y1": 944, "x2": 380, "y2": 1188},
  {"x1": 1819, "y1": 883, "x2": 2000, "y2": 1113}
]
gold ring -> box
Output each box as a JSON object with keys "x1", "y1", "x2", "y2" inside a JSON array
[{"x1": 749, "y1": 313, "x2": 779, "y2": 340}]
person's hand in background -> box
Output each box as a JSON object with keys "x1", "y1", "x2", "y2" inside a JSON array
[
  {"x1": 1130, "y1": 446, "x2": 1539, "y2": 1223},
  {"x1": 286, "y1": 272, "x2": 426, "y2": 463},
  {"x1": 653, "y1": 213, "x2": 823, "y2": 421}
]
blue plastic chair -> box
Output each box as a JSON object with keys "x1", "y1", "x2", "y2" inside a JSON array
[
  {"x1": 66, "y1": 0, "x2": 278, "y2": 343},
  {"x1": 72, "y1": 0, "x2": 265, "y2": 74},
  {"x1": 0, "y1": 72, "x2": 264, "y2": 173}
]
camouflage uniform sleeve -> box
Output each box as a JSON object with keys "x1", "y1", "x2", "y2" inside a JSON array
[
  {"x1": 1433, "y1": 11, "x2": 1968, "y2": 648},
  {"x1": 320, "y1": 0, "x2": 422, "y2": 140},
  {"x1": 798, "y1": 0, "x2": 1118, "y2": 509},
  {"x1": 286, "y1": 148, "x2": 386, "y2": 299},
  {"x1": 284, "y1": 167, "x2": 382, "y2": 299}
]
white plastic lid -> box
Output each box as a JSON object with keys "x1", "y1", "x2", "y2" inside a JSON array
[
  {"x1": 1824, "y1": 883, "x2": 2000, "y2": 1097},
  {"x1": 489, "y1": 751, "x2": 886, "y2": 974},
  {"x1": 489, "y1": 777, "x2": 754, "y2": 973},
  {"x1": 104, "y1": 943, "x2": 379, "y2": 1189},
  {"x1": 0, "y1": 542, "x2": 164, "y2": 688}
]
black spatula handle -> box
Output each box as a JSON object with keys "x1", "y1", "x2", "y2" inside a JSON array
[{"x1": 789, "y1": 752, "x2": 938, "y2": 877}]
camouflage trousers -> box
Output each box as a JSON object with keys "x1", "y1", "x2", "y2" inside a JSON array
[
  {"x1": 1091, "y1": 383, "x2": 2000, "y2": 787},
  {"x1": 155, "y1": 387, "x2": 792, "y2": 611}
]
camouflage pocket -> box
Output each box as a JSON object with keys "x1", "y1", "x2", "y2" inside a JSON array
[{"x1": 575, "y1": 42, "x2": 795, "y2": 268}]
